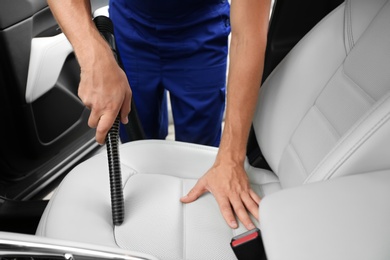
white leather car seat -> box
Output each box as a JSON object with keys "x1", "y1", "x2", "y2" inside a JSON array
[{"x1": 37, "y1": 0, "x2": 390, "y2": 259}]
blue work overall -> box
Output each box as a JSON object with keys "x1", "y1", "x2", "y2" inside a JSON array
[{"x1": 109, "y1": 0, "x2": 230, "y2": 147}]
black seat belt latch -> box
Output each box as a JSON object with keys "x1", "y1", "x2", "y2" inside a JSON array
[{"x1": 230, "y1": 228, "x2": 267, "y2": 260}]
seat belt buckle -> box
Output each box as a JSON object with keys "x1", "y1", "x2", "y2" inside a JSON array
[{"x1": 230, "y1": 228, "x2": 267, "y2": 260}]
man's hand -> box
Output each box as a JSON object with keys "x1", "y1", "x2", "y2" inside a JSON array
[
  {"x1": 180, "y1": 160, "x2": 261, "y2": 230},
  {"x1": 46, "y1": 0, "x2": 132, "y2": 145},
  {"x1": 78, "y1": 52, "x2": 131, "y2": 144},
  {"x1": 183, "y1": 0, "x2": 271, "y2": 230}
]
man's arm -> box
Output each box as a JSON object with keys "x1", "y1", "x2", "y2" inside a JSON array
[
  {"x1": 181, "y1": 0, "x2": 271, "y2": 230},
  {"x1": 47, "y1": 0, "x2": 131, "y2": 144}
]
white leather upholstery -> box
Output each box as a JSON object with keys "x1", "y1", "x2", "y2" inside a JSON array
[
  {"x1": 254, "y1": 0, "x2": 390, "y2": 188},
  {"x1": 37, "y1": 0, "x2": 390, "y2": 259},
  {"x1": 37, "y1": 141, "x2": 280, "y2": 259},
  {"x1": 260, "y1": 170, "x2": 390, "y2": 260}
]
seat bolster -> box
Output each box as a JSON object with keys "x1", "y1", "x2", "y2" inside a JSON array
[
  {"x1": 344, "y1": 0, "x2": 388, "y2": 51},
  {"x1": 306, "y1": 93, "x2": 390, "y2": 183},
  {"x1": 253, "y1": 3, "x2": 347, "y2": 173},
  {"x1": 118, "y1": 140, "x2": 219, "y2": 179},
  {"x1": 260, "y1": 170, "x2": 390, "y2": 260}
]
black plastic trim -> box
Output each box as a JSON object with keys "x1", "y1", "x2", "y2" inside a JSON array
[{"x1": 0, "y1": 0, "x2": 48, "y2": 30}]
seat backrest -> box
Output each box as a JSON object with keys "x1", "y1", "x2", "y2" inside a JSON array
[{"x1": 253, "y1": 0, "x2": 390, "y2": 188}]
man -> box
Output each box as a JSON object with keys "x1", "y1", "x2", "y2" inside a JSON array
[
  {"x1": 110, "y1": 0, "x2": 230, "y2": 147},
  {"x1": 47, "y1": 0, "x2": 271, "y2": 230}
]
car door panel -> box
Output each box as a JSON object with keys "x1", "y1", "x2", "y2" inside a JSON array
[{"x1": 0, "y1": 1, "x2": 108, "y2": 200}]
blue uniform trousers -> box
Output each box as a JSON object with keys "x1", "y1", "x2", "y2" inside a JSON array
[{"x1": 109, "y1": 0, "x2": 230, "y2": 146}]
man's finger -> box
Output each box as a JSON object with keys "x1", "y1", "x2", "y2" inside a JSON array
[
  {"x1": 120, "y1": 109, "x2": 129, "y2": 125},
  {"x1": 88, "y1": 110, "x2": 101, "y2": 129},
  {"x1": 248, "y1": 189, "x2": 261, "y2": 219},
  {"x1": 241, "y1": 191, "x2": 260, "y2": 221},
  {"x1": 180, "y1": 179, "x2": 207, "y2": 203},
  {"x1": 214, "y1": 195, "x2": 238, "y2": 229},
  {"x1": 249, "y1": 189, "x2": 261, "y2": 205},
  {"x1": 120, "y1": 91, "x2": 131, "y2": 124},
  {"x1": 230, "y1": 194, "x2": 255, "y2": 230},
  {"x1": 95, "y1": 112, "x2": 117, "y2": 144}
]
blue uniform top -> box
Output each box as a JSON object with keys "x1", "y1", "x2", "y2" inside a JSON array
[{"x1": 125, "y1": 0, "x2": 222, "y2": 18}]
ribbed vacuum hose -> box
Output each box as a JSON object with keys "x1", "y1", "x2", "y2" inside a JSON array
[
  {"x1": 93, "y1": 15, "x2": 124, "y2": 226},
  {"x1": 105, "y1": 116, "x2": 124, "y2": 226}
]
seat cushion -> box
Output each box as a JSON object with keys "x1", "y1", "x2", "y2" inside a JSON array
[{"x1": 37, "y1": 140, "x2": 280, "y2": 260}]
